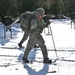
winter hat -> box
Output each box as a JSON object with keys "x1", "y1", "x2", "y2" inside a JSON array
[{"x1": 34, "y1": 8, "x2": 45, "y2": 17}]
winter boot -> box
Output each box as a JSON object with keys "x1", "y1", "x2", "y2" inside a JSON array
[
  {"x1": 18, "y1": 43, "x2": 22, "y2": 48},
  {"x1": 44, "y1": 58, "x2": 52, "y2": 64},
  {"x1": 22, "y1": 57, "x2": 29, "y2": 63}
]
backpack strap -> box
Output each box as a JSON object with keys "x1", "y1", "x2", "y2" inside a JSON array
[{"x1": 29, "y1": 15, "x2": 35, "y2": 30}]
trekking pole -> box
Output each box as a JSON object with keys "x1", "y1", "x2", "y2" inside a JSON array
[
  {"x1": 48, "y1": 25, "x2": 50, "y2": 33},
  {"x1": 49, "y1": 23, "x2": 58, "y2": 59}
]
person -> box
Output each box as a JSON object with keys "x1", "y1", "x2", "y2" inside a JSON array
[
  {"x1": 18, "y1": 11, "x2": 39, "y2": 48},
  {"x1": 22, "y1": 8, "x2": 52, "y2": 64}
]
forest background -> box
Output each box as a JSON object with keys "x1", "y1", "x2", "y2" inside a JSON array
[{"x1": 0, "y1": 0, "x2": 75, "y2": 20}]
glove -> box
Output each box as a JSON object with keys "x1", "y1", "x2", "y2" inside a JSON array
[
  {"x1": 46, "y1": 21, "x2": 50, "y2": 26},
  {"x1": 21, "y1": 25, "x2": 25, "y2": 31}
]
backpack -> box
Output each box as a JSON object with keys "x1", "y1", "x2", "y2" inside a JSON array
[{"x1": 20, "y1": 11, "x2": 35, "y2": 30}]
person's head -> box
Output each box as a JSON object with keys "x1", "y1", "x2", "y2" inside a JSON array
[{"x1": 34, "y1": 8, "x2": 45, "y2": 19}]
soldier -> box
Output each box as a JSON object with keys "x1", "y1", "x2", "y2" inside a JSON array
[
  {"x1": 18, "y1": 11, "x2": 39, "y2": 48},
  {"x1": 22, "y1": 8, "x2": 52, "y2": 64}
]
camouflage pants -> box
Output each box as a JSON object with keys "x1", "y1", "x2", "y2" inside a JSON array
[
  {"x1": 19, "y1": 29, "x2": 29, "y2": 44},
  {"x1": 23, "y1": 34, "x2": 48, "y2": 59}
]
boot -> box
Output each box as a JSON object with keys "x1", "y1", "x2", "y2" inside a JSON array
[
  {"x1": 22, "y1": 57, "x2": 29, "y2": 63},
  {"x1": 18, "y1": 43, "x2": 22, "y2": 48},
  {"x1": 44, "y1": 58, "x2": 52, "y2": 64}
]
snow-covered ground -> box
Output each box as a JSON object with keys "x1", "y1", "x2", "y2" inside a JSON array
[{"x1": 0, "y1": 19, "x2": 75, "y2": 75}]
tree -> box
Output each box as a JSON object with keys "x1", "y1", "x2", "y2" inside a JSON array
[
  {"x1": 0, "y1": 0, "x2": 18, "y2": 18},
  {"x1": 17, "y1": 0, "x2": 37, "y2": 14}
]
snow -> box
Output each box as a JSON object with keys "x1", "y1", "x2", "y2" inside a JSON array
[{"x1": 0, "y1": 19, "x2": 75, "y2": 75}]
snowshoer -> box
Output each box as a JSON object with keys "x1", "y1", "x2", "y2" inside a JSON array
[
  {"x1": 22, "y1": 8, "x2": 52, "y2": 64},
  {"x1": 18, "y1": 10, "x2": 39, "y2": 48}
]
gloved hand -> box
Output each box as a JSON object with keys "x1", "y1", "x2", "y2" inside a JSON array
[
  {"x1": 46, "y1": 21, "x2": 50, "y2": 26},
  {"x1": 21, "y1": 26, "x2": 25, "y2": 31}
]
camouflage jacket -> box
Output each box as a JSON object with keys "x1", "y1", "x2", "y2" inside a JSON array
[{"x1": 30, "y1": 18, "x2": 46, "y2": 34}]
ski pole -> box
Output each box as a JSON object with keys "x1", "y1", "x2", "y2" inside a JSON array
[
  {"x1": 48, "y1": 25, "x2": 50, "y2": 33},
  {"x1": 49, "y1": 24, "x2": 58, "y2": 59}
]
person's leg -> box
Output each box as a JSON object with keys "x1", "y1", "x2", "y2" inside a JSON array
[
  {"x1": 37, "y1": 35, "x2": 52, "y2": 64},
  {"x1": 23, "y1": 34, "x2": 36, "y2": 62}
]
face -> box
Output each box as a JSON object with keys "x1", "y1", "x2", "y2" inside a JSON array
[{"x1": 37, "y1": 15, "x2": 43, "y2": 19}]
